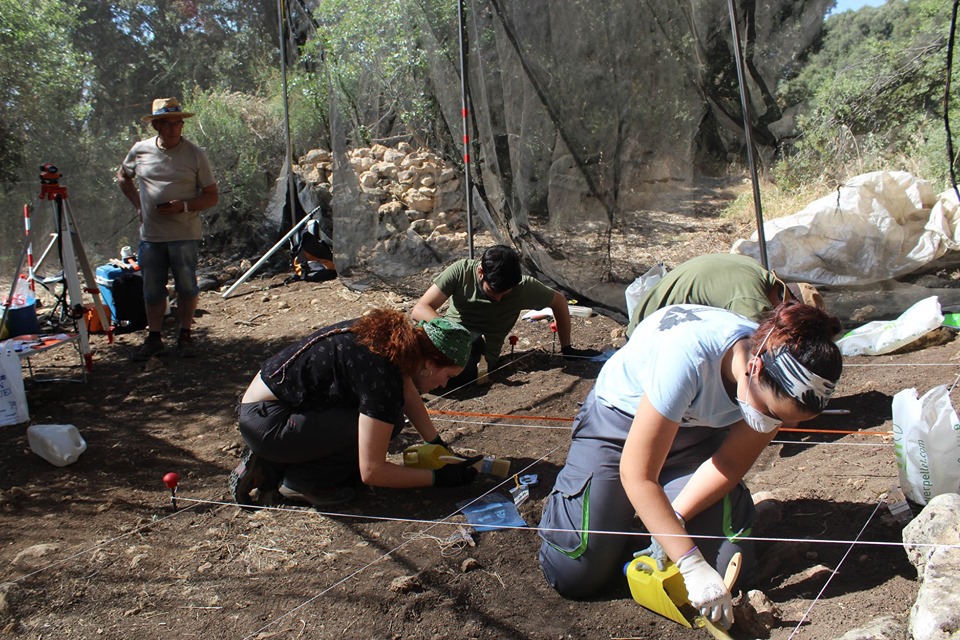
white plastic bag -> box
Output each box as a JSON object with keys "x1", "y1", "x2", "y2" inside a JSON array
[
  {"x1": 625, "y1": 262, "x2": 666, "y2": 320},
  {"x1": 837, "y1": 296, "x2": 943, "y2": 356},
  {"x1": 892, "y1": 385, "x2": 960, "y2": 505},
  {"x1": 0, "y1": 343, "x2": 29, "y2": 426},
  {"x1": 1, "y1": 275, "x2": 36, "y2": 310}
]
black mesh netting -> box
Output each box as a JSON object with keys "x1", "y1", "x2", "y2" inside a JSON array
[{"x1": 322, "y1": 0, "x2": 833, "y2": 314}]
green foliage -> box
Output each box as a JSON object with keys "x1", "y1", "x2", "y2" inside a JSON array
[
  {"x1": 183, "y1": 86, "x2": 288, "y2": 249},
  {"x1": 0, "y1": 0, "x2": 90, "y2": 189},
  {"x1": 299, "y1": 0, "x2": 439, "y2": 146},
  {"x1": 0, "y1": 0, "x2": 284, "y2": 270},
  {"x1": 776, "y1": 0, "x2": 959, "y2": 191},
  {"x1": 5, "y1": 0, "x2": 960, "y2": 273},
  {"x1": 76, "y1": 0, "x2": 279, "y2": 126},
  {"x1": 287, "y1": 70, "x2": 331, "y2": 153},
  {"x1": 0, "y1": 0, "x2": 101, "y2": 271}
]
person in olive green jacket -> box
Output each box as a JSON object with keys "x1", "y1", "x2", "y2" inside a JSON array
[
  {"x1": 626, "y1": 253, "x2": 821, "y2": 338},
  {"x1": 413, "y1": 245, "x2": 599, "y2": 386}
]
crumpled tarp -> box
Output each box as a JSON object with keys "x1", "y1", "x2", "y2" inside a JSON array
[{"x1": 732, "y1": 171, "x2": 960, "y2": 285}]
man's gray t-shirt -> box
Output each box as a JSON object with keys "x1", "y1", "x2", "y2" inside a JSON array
[{"x1": 121, "y1": 136, "x2": 215, "y2": 242}]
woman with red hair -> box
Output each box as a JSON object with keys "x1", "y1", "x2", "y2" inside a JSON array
[{"x1": 230, "y1": 309, "x2": 477, "y2": 507}]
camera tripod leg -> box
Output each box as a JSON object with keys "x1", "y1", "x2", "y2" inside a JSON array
[
  {"x1": 54, "y1": 197, "x2": 93, "y2": 371},
  {"x1": 34, "y1": 164, "x2": 111, "y2": 377},
  {"x1": 1, "y1": 234, "x2": 33, "y2": 335},
  {"x1": 61, "y1": 199, "x2": 111, "y2": 346}
]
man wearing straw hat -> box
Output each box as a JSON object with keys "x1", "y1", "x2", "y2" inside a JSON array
[{"x1": 117, "y1": 97, "x2": 218, "y2": 360}]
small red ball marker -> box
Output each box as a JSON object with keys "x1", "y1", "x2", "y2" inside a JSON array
[{"x1": 163, "y1": 472, "x2": 180, "y2": 509}]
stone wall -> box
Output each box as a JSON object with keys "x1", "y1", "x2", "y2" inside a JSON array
[{"x1": 294, "y1": 143, "x2": 478, "y2": 267}]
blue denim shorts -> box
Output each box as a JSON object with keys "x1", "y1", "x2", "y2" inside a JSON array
[{"x1": 138, "y1": 240, "x2": 200, "y2": 305}]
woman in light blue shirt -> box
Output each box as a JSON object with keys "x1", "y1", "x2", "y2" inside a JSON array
[{"x1": 538, "y1": 302, "x2": 842, "y2": 630}]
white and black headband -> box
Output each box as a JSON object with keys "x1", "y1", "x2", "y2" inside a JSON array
[{"x1": 760, "y1": 346, "x2": 836, "y2": 411}]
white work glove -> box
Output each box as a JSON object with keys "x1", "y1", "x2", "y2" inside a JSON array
[{"x1": 676, "y1": 548, "x2": 734, "y2": 630}]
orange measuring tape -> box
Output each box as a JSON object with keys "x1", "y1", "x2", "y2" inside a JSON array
[{"x1": 426, "y1": 408, "x2": 891, "y2": 436}]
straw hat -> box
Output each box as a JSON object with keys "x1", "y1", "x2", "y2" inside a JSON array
[{"x1": 141, "y1": 98, "x2": 195, "y2": 124}]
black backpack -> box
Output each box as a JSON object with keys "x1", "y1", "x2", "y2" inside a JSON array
[{"x1": 292, "y1": 220, "x2": 337, "y2": 282}]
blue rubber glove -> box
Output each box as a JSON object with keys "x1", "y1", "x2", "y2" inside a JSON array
[{"x1": 633, "y1": 538, "x2": 668, "y2": 572}]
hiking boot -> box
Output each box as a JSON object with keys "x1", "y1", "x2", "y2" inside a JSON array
[
  {"x1": 279, "y1": 480, "x2": 356, "y2": 508},
  {"x1": 177, "y1": 333, "x2": 197, "y2": 358},
  {"x1": 132, "y1": 337, "x2": 165, "y2": 361},
  {"x1": 228, "y1": 447, "x2": 284, "y2": 506},
  {"x1": 228, "y1": 446, "x2": 261, "y2": 506}
]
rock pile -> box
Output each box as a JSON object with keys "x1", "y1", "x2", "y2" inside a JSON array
[
  {"x1": 902, "y1": 493, "x2": 960, "y2": 640},
  {"x1": 836, "y1": 492, "x2": 960, "y2": 640},
  {"x1": 295, "y1": 143, "x2": 475, "y2": 260}
]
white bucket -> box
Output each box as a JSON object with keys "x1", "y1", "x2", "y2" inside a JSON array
[{"x1": 27, "y1": 424, "x2": 87, "y2": 467}]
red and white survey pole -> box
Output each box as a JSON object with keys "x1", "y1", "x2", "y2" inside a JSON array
[
  {"x1": 23, "y1": 204, "x2": 35, "y2": 292},
  {"x1": 457, "y1": 0, "x2": 474, "y2": 260}
]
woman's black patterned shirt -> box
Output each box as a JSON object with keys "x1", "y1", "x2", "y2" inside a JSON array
[{"x1": 259, "y1": 319, "x2": 405, "y2": 425}]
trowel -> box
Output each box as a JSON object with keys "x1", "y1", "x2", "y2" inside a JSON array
[
  {"x1": 625, "y1": 551, "x2": 741, "y2": 638},
  {"x1": 691, "y1": 552, "x2": 741, "y2": 640}
]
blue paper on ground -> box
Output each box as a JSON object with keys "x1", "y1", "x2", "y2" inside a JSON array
[{"x1": 458, "y1": 493, "x2": 527, "y2": 532}]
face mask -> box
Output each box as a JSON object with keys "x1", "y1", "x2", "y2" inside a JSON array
[
  {"x1": 738, "y1": 398, "x2": 782, "y2": 433},
  {"x1": 738, "y1": 373, "x2": 782, "y2": 434}
]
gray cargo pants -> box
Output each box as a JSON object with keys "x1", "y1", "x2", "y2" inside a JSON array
[{"x1": 538, "y1": 389, "x2": 756, "y2": 599}]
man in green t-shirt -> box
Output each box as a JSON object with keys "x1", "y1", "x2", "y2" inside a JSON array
[
  {"x1": 625, "y1": 253, "x2": 820, "y2": 338},
  {"x1": 413, "y1": 245, "x2": 599, "y2": 383}
]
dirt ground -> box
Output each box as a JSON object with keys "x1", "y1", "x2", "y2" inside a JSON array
[{"x1": 0, "y1": 193, "x2": 951, "y2": 639}]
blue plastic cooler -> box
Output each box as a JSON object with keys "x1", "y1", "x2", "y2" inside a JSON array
[{"x1": 94, "y1": 264, "x2": 146, "y2": 332}]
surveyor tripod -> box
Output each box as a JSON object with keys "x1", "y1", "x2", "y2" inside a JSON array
[{"x1": 32, "y1": 163, "x2": 112, "y2": 371}]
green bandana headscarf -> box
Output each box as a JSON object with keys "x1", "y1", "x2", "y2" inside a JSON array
[{"x1": 419, "y1": 318, "x2": 472, "y2": 368}]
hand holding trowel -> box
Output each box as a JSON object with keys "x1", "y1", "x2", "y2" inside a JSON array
[
  {"x1": 625, "y1": 547, "x2": 741, "y2": 638},
  {"x1": 681, "y1": 550, "x2": 741, "y2": 639},
  {"x1": 402, "y1": 443, "x2": 511, "y2": 477}
]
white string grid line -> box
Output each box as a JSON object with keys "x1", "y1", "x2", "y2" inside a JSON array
[
  {"x1": 205, "y1": 348, "x2": 953, "y2": 635},
  {"x1": 11, "y1": 348, "x2": 954, "y2": 635},
  {"x1": 429, "y1": 415, "x2": 897, "y2": 448},
  {"x1": 8, "y1": 502, "x2": 204, "y2": 585},
  {"x1": 237, "y1": 447, "x2": 561, "y2": 639},
  {"x1": 787, "y1": 499, "x2": 885, "y2": 640},
  {"x1": 164, "y1": 423, "x2": 942, "y2": 639},
  {"x1": 843, "y1": 362, "x2": 959, "y2": 367},
  {"x1": 167, "y1": 493, "x2": 955, "y2": 552}
]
